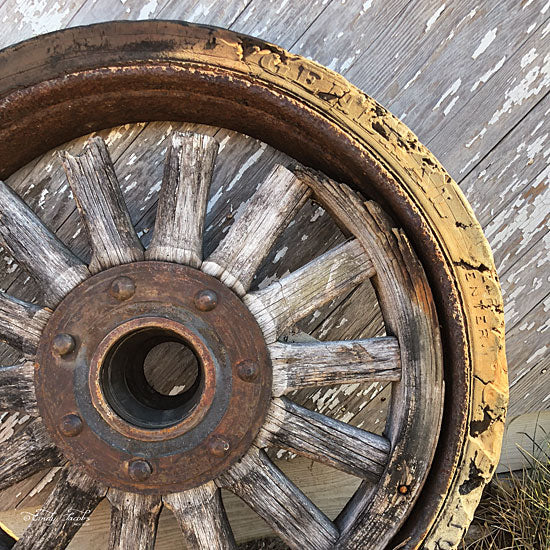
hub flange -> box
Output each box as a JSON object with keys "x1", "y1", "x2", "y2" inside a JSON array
[{"x1": 35, "y1": 261, "x2": 271, "y2": 493}]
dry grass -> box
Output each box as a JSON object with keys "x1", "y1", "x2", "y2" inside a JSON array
[{"x1": 462, "y1": 438, "x2": 550, "y2": 550}]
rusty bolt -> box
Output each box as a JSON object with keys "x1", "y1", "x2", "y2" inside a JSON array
[
  {"x1": 128, "y1": 459, "x2": 152, "y2": 482},
  {"x1": 52, "y1": 333, "x2": 76, "y2": 356},
  {"x1": 398, "y1": 485, "x2": 409, "y2": 495},
  {"x1": 208, "y1": 436, "x2": 230, "y2": 457},
  {"x1": 194, "y1": 289, "x2": 218, "y2": 311},
  {"x1": 236, "y1": 360, "x2": 259, "y2": 382},
  {"x1": 110, "y1": 276, "x2": 136, "y2": 301},
  {"x1": 59, "y1": 414, "x2": 83, "y2": 437}
]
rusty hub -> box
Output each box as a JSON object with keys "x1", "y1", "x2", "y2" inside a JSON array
[{"x1": 35, "y1": 261, "x2": 271, "y2": 493}]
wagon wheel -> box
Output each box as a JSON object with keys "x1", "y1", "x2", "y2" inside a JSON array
[{"x1": 0, "y1": 21, "x2": 507, "y2": 550}]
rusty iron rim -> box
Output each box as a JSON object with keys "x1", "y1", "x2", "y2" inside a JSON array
[
  {"x1": 35, "y1": 261, "x2": 272, "y2": 493},
  {"x1": 0, "y1": 21, "x2": 505, "y2": 549}
]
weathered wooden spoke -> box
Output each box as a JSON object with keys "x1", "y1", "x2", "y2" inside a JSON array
[
  {"x1": 61, "y1": 136, "x2": 144, "y2": 274},
  {"x1": 202, "y1": 164, "x2": 310, "y2": 296},
  {"x1": 164, "y1": 482, "x2": 237, "y2": 550},
  {"x1": 146, "y1": 132, "x2": 219, "y2": 267},
  {"x1": 0, "y1": 291, "x2": 50, "y2": 355},
  {"x1": 219, "y1": 448, "x2": 339, "y2": 550},
  {"x1": 0, "y1": 180, "x2": 89, "y2": 307},
  {"x1": 0, "y1": 419, "x2": 63, "y2": 491},
  {"x1": 13, "y1": 465, "x2": 106, "y2": 550},
  {"x1": 270, "y1": 337, "x2": 401, "y2": 396},
  {"x1": 0, "y1": 361, "x2": 37, "y2": 414},
  {"x1": 258, "y1": 398, "x2": 391, "y2": 483},
  {"x1": 244, "y1": 239, "x2": 374, "y2": 343},
  {"x1": 108, "y1": 489, "x2": 162, "y2": 550}
]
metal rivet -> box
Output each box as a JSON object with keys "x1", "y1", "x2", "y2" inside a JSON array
[
  {"x1": 398, "y1": 485, "x2": 409, "y2": 495},
  {"x1": 128, "y1": 459, "x2": 152, "y2": 481},
  {"x1": 194, "y1": 289, "x2": 218, "y2": 312},
  {"x1": 208, "y1": 436, "x2": 230, "y2": 457},
  {"x1": 236, "y1": 360, "x2": 259, "y2": 382},
  {"x1": 110, "y1": 276, "x2": 136, "y2": 301},
  {"x1": 52, "y1": 333, "x2": 76, "y2": 356},
  {"x1": 59, "y1": 414, "x2": 83, "y2": 437}
]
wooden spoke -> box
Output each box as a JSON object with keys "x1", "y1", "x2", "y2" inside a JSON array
[
  {"x1": 0, "y1": 180, "x2": 89, "y2": 307},
  {"x1": 164, "y1": 482, "x2": 236, "y2": 550},
  {"x1": 61, "y1": 136, "x2": 144, "y2": 274},
  {"x1": 146, "y1": 132, "x2": 219, "y2": 267},
  {"x1": 0, "y1": 361, "x2": 37, "y2": 414},
  {"x1": 13, "y1": 465, "x2": 106, "y2": 550},
  {"x1": 0, "y1": 291, "x2": 50, "y2": 355},
  {"x1": 258, "y1": 398, "x2": 390, "y2": 483},
  {"x1": 107, "y1": 489, "x2": 161, "y2": 550},
  {"x1": 244, "y1": 239, "x2": 374, "y2": 343},
  {"x1": 219, "y1": 448, "x2": 338, "y2": 550},
  {"x1": 202, "y1": 165, "x2": 310, "y2": 296},
  {"x1": 270, "y1": 337, "x2": 401, "y2": 396},
  {"x1": 0, "y1": 419, "x2": 63, "y2": 491}
]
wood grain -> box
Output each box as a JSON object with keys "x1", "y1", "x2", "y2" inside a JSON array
[
  {"x1": 61, "y1": 136, "x2": 144, "y2": 274},
  {"x1": 0, "y1": 361, "x2": 37, "y2": 414},
  {"x1": 164, "y1": 482, "x2": 236, "y2": 550},
  {"x1": 218, "y1": 448, "x2": 338, "y2": 550},
  {"x1": 146, "y1": 132, "x2": 218, "y2": 267},
  {"x1": 107, "y1": 489, "x2": 161, "y2": 550},
  {"x1": 0, "y1": 292, "x2": 50, "y2": 356},
  {"x1": 202, "y1": 164, "x2": 310, "y2": 296},
  {"x1": 0, "y1": 180, "x2": 89, "y2": 307},
  {"x1": 244, "y1": 239, "x2": 375, "y2": 343},
  {"x1": 258, "y1": 397, "x2": 390, "y2": 483},
  {"x1": 270, "y1": 337, "x2": 400, "y2": 396},
  {"x1": 13, "y1": 465, "x2": 106, "y2": 550},
  {"x1": 0, "y1": 419, "x2": 62, "y2": 492}
]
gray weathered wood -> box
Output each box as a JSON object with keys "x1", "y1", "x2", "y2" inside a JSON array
[
  {"x1": 0, "y1": 361, "x2": 37, "y2": 414},
  {"x1": 164, "y1": 482, "x2": 236, "y2": 550},
  {"x1": 258, "y1": 397, "x2": 390, "y2": 483},
  {"x1": 13, "y1": 465, "x2": 106, "y2": 550},
  {"x1": 61, "y1": 136, "x2": 144, "y2": 274},
  {"x1": 298, "y1": 171, "x2": 444, "y2": 548},
  {"x1": 202, "y1": 164, "x2": 310, "y2": 296},
  {"x1": 244, "y1": 239, "x2": 375, "y2": 343},
  {"x1": 107, "y1": 489, "x2": 161, "y2": 550},
  {"x1": 146, "y1": 132, "x2": 218, "y2": 267},
  {"x1": 0, "y1": 180, "x2": 90, "y2": 307},
  {"x1": 0, "y1": 419, "x2": 63, "y2": 491},
  {"x1": 0, "y1": 291, "x2": 50, "y2": 356},
  {"x1": 218, "y1": 448, "x2": 338, "y2": 550},
  {"x1": 270, "y1": 337, "x2": 400, "y2": 396}
]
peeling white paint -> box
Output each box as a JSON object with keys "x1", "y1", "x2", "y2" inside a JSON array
[
  {"x1": 521, "y1": 48, "x2": 538, "y2": 68},
  {"x1": 471, "y1": 56, "x2": 506, "y2": 92},
  {"x1": 472, "y1": 27, "x2": 497, "y2": 59},
  {"x1": 433, "y1": 78, "x2": 461, "y2": 110},
  {"x1": 425, "y1": 4, "x2": 446, "y2": 33},
  {"x1": 403, "y1": 70, "x2": 421, "y2": 91},
  {"x1": 443, "y1": 95, "x2": 459, "y2": 116},
  {"x1": 460, "y1": 152, "x2": 481, "y2": 174},
  {"x1": 273, "y1": 246, "x2": 288, "y2": 263}
]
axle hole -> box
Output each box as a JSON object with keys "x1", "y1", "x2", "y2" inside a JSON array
[
  {"x1": 100, "y1": 327, "x2": 204, "y2": 429},
  {"x1": 143, "y1": 341, "x2": 200, "y2": 396}
]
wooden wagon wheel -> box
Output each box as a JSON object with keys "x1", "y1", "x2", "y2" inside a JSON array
[{"x1": 0, "y1": 21, "x2": 507, "y2": 550}]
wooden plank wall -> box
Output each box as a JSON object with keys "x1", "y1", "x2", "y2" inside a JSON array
[{"x1": 0, "y1": 0, "x2": 548, "y2": 546}]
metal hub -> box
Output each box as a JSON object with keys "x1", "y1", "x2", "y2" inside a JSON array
[{"x1": 35, "y1": 261, "x2": 271, "y2": 493}]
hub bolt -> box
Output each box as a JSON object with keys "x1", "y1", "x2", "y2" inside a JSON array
[
  {"x1": 128, "y1": 459, "x2": 153, "y2": 482},
  {"x1": 236, "y1": 360, "x2": 259, "y2": 382},
  {"x1": 59, "y1": 414, "x2": 83, "y2": 437},
  {"x1": 194, "y1": 289, "x2": 218, "y2": 311},
  {"x1": 110, "y1": 276, "x2": 136, "y2": 301},
  {"x1": 208, "y1": 436, "x2": 230, "y2": 457},
  {"x1": 52, "y1": 333, "x2": 76, "y2": 356}
]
